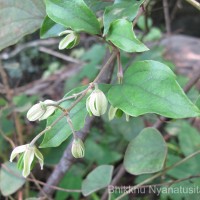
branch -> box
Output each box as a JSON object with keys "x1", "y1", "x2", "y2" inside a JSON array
[
  {"x1": 39, "y1": 51, "x2": 116, "y2": 197},
  {"x1": 163, "y1": 0, "x2": 171, "y2": 35},
  {"x1": 39, "y1": 46, "x2": 84, "y2": 64},
  {"x1": 0, "y1": 39, "x2": 59, "y2": 60}
]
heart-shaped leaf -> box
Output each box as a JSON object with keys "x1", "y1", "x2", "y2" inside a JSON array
[
  {"x1": 108, "y1": 60, "x2": 200, "y2": 118},
  {"x1": 124, "y1": 128, "x2": 167, "y2": 175}
]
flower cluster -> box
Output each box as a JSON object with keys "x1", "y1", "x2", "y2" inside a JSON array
[{"x1": 9, "y1": 85, "x2": 130, "y2": 177}]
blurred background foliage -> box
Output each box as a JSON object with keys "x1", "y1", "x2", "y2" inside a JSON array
[{"x1": 0, "y1": 0, "x2": 200, "y2": 199}]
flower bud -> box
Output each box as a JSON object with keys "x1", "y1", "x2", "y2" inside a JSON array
[
  {"x1": 108, "y1": 106, "x2": 118, "y2": 121},
  {"x1": 58, "y1": 31, "x2": 80, "y2": 50},
  {"x1": 125, "y1": 114, "x2": 130, "y2": 122},
  {"x1": 71, "y1": 138, "x2": 85, "y2": 158},
  {"x1": 10, "y1": 144, "x2": 44, "y2": 177},
  {"x1": 86, "y1": 88, "x2": 108, "y2": 116},
  {"x1": 108, "y1": 106, "x2": 130, "y2": 121},
  {"x1": 27, "y1": 100, "x2": 56, "y2": 121}
]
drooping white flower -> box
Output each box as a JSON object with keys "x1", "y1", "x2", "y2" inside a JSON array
[
  {"x1": 10, "y1": 144, "x2": 44, "y2": 177},
  {"x1": 86, "y1": 88, "x2": 108, "y2": 116},
  {"x1": 71, "y1": 138, "x2": 85, "y2": 158},
  {"x1": 58, "y1": 30, "x2": 80, "y2": 50},
  {"x1": 27, "y1": 100, "x2": 56, "y2": 121}
]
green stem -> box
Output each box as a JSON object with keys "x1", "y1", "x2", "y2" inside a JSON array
[
  {"x1": 29, "y1": 51, "x2": 117, "y2": 146},
  {"x1": 116, "y1": 150, "x2": 200, "y2": 200},
  {"x1": 66, "y1": 115, "x2": 77, "y2": 139}
]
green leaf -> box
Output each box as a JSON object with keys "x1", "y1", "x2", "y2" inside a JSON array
[
  {"x1": 195, "y1": 95, "x2": 200, "y2": 109},
  {"x1": 0, "y1": 162, "x2": 25, "y2": 196},
  {"x1": 55, "y1": 172, "x2": 81, "y2": 200},
  {"x1": 82, "y1": 165, "x2": 113, "y2": 196},
  {"x1": 166, "y1": 154, "x2": 200, "y2": 179},
  {"x1": 124, "y1": 128, "x2": 167, "y2": 175},
  {"x1": 103, "y1": 0, "x2": 144, "y2": 35},
  {"x1": 84, "y1": 0, "x2": 112, "y2": 12},
  {"x1": 108, "y1": 60, "x2": 200, "y2": 118},
  {"x1": 40, "y1": 16, "x2": 65, "y2": 39},
  {"x1": 45, "y1": 0, "x2": 101, "y2": 35},
  {"x1": 0, "y1": 0, "x2": 45, "y2": 51},
  {"x1": 85, "y1": 139, "x2": 122, "y2": 164},
  {"x1": 160, "y1": 179, "x2": 200, "y2": 200},
  {"x1": 137, "y1": 15, "x2": 153, "y2": 31},
  {"x1": 177, "y1": 121, "x2": 200, "y2": 156},
  {"x1": 107, "y1": 19, "x2": 149, "y2": 52}
]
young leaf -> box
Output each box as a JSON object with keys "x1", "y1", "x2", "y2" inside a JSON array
[
  {"x1": 40, "y1": 16, "x2": 65, "y2": 39},
  {"x1": 103, "y1": 0, "x2": 144, "y2": 35},
  {"x1": 124, "y1": 128, "x2": 167, "y2": 175},
  {"x1": 106, "y1": 19, "x2": 149, "y2": 52},
  {"x1": 108, "y1": 60, "x2": 200, "y2": 118},
  {"x1": 45, "y1": 0, "x2": 101, "y2": 35},
  {"x1": 0, "y1": 162, "x2": 25, "y2": 196},
  {"x1": 82, "y1": 165, "x2": 113, "y2": 196},
  {"x1": 0, "y1": 0, "x2": 45, "y2": 50}
]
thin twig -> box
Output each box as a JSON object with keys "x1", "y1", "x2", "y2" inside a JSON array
[
  {"x1": 39, "y1": 50, "x2": 116, "y2": 197},
  {"x1": 0, "y1": 129, "x2": 15, "y2": 149},
  {"x1": 0, "y1": 39, "x2": 59, "y2": 60},
  {"x1": 163, "y1": 0, "x2": 171, "y2": 35},
  {"x1": 1, "y1": 164, "x2": 81, "y2": 193},
  {"x1": 39, "y1": 46, "x2": 84, "y2": 64},
  {"x1": 30, "y1": 173, "x2": 52, "y2": 200},
  {"x1": 116, "y1": 150, "x2": 200, "y2": 200},
  {"x1": 132, "y1": 0, "x2": 148, "y2": 28},
  {"x1": 101, "y1": 165, "x2": 126, "y2": 200}
]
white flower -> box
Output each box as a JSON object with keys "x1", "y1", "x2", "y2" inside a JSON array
[
  {"x1": 58, "y1": 30, "x2": 80, "y2": 50},
  {"x1": 86, "y1": 88, "x2": 108, "y2": 116},
  {"x1": 71, "y1": 138, "x2": 85, "y2": 158},
  {"x1": 27, "y1": 100, "x2": 56, "y2": 121},
  {"x1": 10, "y1": 144, "x2": 44, "y2": 177}
]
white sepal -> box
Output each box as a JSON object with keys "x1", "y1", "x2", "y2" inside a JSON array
[
  {"x1": 22, "y1": 146, "x2": 35, "y2": 178},
  {"x1": 10, "y1": 144, "x2": 27, "y2": 162}
]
